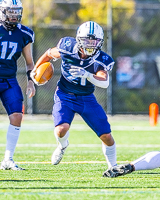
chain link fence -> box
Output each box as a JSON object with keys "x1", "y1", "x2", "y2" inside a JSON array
[
  {"x1": 1, "y1": 3, "x2": 160, "y2": 115},
  {"x1": 112, "y1": 3, "x2": 160, "y2": 114}
]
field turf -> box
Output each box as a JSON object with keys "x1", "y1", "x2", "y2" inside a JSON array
[{"x1": 0, "y1": 114, "x2": 160, "y2": 200}]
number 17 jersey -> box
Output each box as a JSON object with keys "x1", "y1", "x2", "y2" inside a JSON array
[{"x1": 0, "y1": 24, "x2": 34, "y2": 79}]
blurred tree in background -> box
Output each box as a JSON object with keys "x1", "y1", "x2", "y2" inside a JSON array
[
  {"x1": 21, "y1": 0, "x2": 135, "y2": 26},
  {"x1": 21, "y1": 0, "x2": 80, "y2": 26},
  {"x1": 22, "y1": 0, "x2": 53, "y2": 26},
  {"x1": 78, "y1": 0, "x2": 135, "y2": 25}
]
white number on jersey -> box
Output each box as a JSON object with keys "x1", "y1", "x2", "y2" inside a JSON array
[
  {"x1": 80, "y1": 77, "x2": 86, "y2": 86},
  {"x1": 0, "y1": 41, "x2": 18, "y2": 60}
]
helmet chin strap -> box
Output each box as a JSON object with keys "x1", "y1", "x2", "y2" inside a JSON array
[
  {"x1": 2, "y1": 14, "x2": 18, "y2": 31},
  {"x1": 2, "y1": 20, "x2": 17, "y2": 31}
]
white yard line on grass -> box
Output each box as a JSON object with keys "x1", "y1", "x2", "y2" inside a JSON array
[
  {"x1": 16, "y1": 161, "x2": 131, "y2": 164},
  {"x1": 16, "y1": 161, "x2": 108, "y2": 164},
  {"x1": 0, "y1": 143, "x2": 160, "y2": 148},
  {"x1": 1, "y1": 190, "x2": 160, "y2": 195},
  {"x1": 0, "y1": 123, "x2": 160, "y2": 131}
]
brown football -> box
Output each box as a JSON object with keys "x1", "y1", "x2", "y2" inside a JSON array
[{"x1": 34, "y1": 62, "x2": 54, "y2": 85}]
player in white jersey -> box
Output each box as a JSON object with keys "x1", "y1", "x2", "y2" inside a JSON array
[
  {"x1": 103, "y1": 151, "x2": 160, "y2": 178},
  {"x1": 0, "y1": 0, "x2": 35, "y2": 170},
  {"x1": 31, "y1": 21, "x2": 117, "y2": 172}
]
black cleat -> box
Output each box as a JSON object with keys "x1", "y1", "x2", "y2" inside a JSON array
[{"x1": 103, "y1": 164, "x2": 134, "y2": 178}]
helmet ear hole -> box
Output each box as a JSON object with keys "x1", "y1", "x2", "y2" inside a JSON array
[{"x1": 76, "y1": 21, "x2": 104, "y2": 56}]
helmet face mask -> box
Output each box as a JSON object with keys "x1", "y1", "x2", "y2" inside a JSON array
[
  {"x1": 76, "y1": 21, "x2": 104, "y2": 56},
  {"x1": 0, "y1": 0, "x2": 23, "y2": 31},
  {"x1": 77, "y1": 37, "x2": 103, "y2": 56}
]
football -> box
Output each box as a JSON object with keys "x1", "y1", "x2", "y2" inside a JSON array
[{"x1": 34, "y1": 62, "x2": 54, "y2": 85}]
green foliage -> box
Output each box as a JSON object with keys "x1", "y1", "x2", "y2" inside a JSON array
[
  {"x1": 21, "y1": 0, "x2": 54, "y2": 26},
  {"x1": 112, "y1": 2, "x2": 160, "y2": 57},
  {"x1": 21, "y1": 0, "x2": 135, "y2": 26},
  {"x1": 78, "y1": 0, "x2": 135, "y2": 25},
  {"x1": 113, "y1": 87, "x2": 160, "y2": 114},
  {"x1": 77, "y1": 0, "x2": 107, "y2": 24},
  {"x1": 141, "y1": 13, "x2": 160, "y2": 47},
  {"x1": 21, "y1": 0, "x2": 80, "y2": 26}
]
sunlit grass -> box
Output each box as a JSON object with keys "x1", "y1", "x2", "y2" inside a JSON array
[{"x1": 0, "y1": 114, "x2": 160, "y2": 200}]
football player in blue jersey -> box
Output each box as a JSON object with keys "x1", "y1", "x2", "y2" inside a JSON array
[
  {"x1": 31, "y1": 21, "x2": 117, "y2": 170},
  {"x1": 0, "y1": 0, "x2": 35, "y2": 170}
]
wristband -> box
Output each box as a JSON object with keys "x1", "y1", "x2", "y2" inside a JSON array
[{"x1": 27, "y1": 70, "x2": 32, "y2": 81}]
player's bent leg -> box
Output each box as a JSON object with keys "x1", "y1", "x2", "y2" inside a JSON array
[
  {"x1": 100, "y1": 134, "x2": 117, "y2": 168},
  {"x1": 9, "y1": 112, "x2": 23, "y2": 127},
  {"x1": 51, "y1": 124, "x2": 70, "y2": 165},
  {"x1": 103, "y1": 164, "x2": 134, "y2": 178},
  {"x1": 100, "y1": 133, "x2": 115, "y2": 146},
  {"x1": 131, "y1": 151, "x2": 160, "y2": 170},
  {"x1": 80, "y1": 95, "x2": 117, "y2": 168}
]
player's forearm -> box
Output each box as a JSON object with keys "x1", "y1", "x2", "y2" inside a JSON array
[
  {"x1": 26, "y1": 63, "x2": 34, "y2": 71},
  {"x1": 87, "y1": 73, "x2": 109, "y2": 88},
  {"x1": 47, "y1": 48, "x2": 60, "y2": 61},
  {"x1": 34, "y1": 51, "x2": 51, "y2": 69},
  {"x1": 34, "y1": 48, "x2": 60, "y2": 69}
]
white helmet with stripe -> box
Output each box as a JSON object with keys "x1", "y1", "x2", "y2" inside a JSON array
[
  {"x1": 0, "y1": 0, "x2": 23, "y2": 31},
  {"x1": 76, "y1": 21, "x2": 104, "y2": 56}
]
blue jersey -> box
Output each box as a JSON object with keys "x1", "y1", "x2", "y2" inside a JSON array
[
  {"x1": 57, "y1": 37, "x2": 115, "y2": 95},
  {"x1": 0, "y1": 23, "x2": 34, "y2": 79}
]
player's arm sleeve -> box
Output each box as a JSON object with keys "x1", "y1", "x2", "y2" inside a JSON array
[
  {"x1": 103, "y1": 61, "x2": 115, "y2": 71},
  {"x1": 87, "y1": 71, "x2": 109, "y2": 89},
  {"x1": 87, "y1": 57, "x2": 114, "y2": 88},
  {"x1": 56, "y1": 37, "x2": 75, "y2": 55},
  {"x1": 25, "y1": 30, "x2": 34, "y2": 45}
]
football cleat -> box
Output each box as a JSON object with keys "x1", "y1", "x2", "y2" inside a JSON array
[
  {"x1": 51, "y1": 141, "x2": 69, "y2": 165},
  {"x1": 103, "y1": 164, "x2": 134, "y2": 178},
  {"x1": 0, "y1": 159, "x2": 25, "y2": 171}
]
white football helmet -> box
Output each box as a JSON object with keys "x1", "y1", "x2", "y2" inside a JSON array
[
  {"x1": 0, "y1": 0, "x2": 23, "y2": 31},
  {"x1": 76, "y1": 21, "x2": 104, "y2": 56}
]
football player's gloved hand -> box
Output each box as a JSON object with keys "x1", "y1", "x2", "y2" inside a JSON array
[
  {"x1": 30, "y1": 68, "x2": 39, "y2": 85},
  {"x1": 69, "y1": 66, "x2": 89, "y2": 78}
]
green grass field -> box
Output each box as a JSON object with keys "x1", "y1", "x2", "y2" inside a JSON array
[{"x1": 0, "y1": 114, "x2": 160, "y2": 200}]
